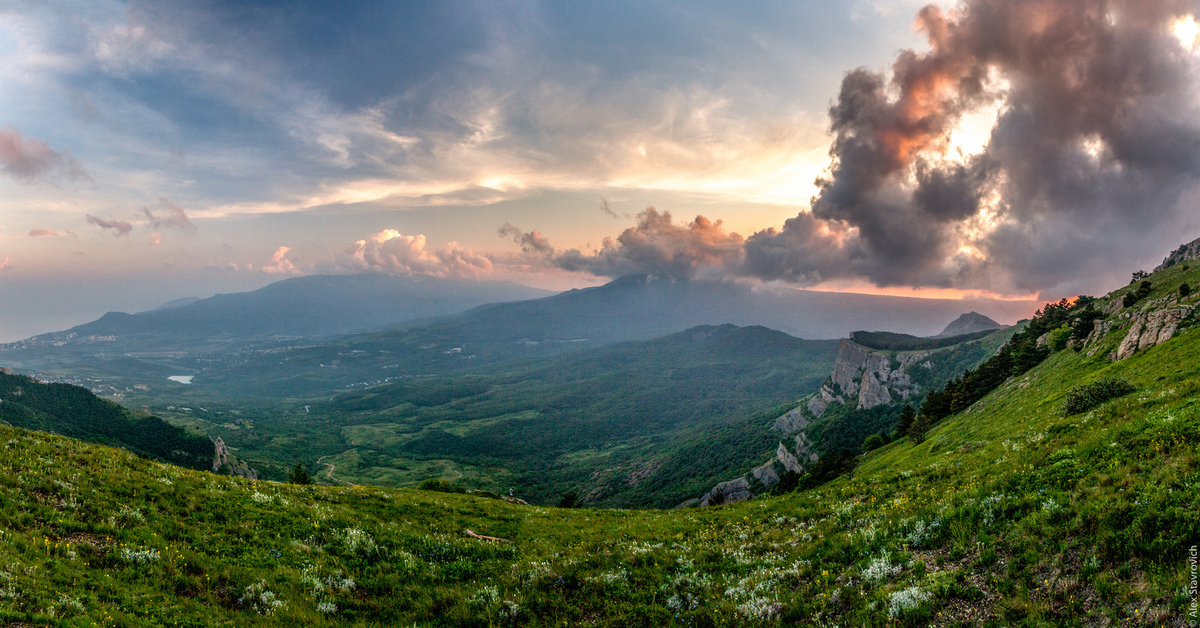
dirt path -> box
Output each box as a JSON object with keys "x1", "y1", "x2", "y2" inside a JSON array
[{"x1": 316, "y1": 455, "x2": 348, "y2": 485}]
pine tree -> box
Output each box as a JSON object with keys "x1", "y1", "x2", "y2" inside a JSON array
[
  {"x1": 289, "y1": 462, "x2": 312, "y2": 485},
  {"x1": 908, "y1": 413, "x2": 933, "y2": 444},
  {"x1": 896, "y1": 404, "x2": 916, "y2": 436}
]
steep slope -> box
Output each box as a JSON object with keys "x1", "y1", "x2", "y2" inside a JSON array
[
  {"x1": 697, "y1": 325, "x2": 1018, "y2": 505},
  {"x1": 0, "y1": 260, "x2": 1194, "y2": 625},
  {"x1": 0, "y1": 369, "x2": 220, "y2": 473}
]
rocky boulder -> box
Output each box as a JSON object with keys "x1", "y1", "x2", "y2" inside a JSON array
[
  {"x1": 1115, "y1": 304, "x2": 1194, "y2": 360},
  {"x1": 700, "y1": 477, "x2": 751, "y2": 507}
]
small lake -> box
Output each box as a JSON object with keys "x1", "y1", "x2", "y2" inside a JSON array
[{"x1": 167, "y1": 375, "x2": 193, "y2": 384}]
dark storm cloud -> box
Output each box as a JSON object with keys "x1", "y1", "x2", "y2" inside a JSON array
[{"x1": 745, "y1": 0, "x2": 1200, "y2": 294}]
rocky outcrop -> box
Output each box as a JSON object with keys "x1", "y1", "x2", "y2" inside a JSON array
[
  {"x1": 1154, "y1": 236, "x2": 1200, "y2": 271},
  {"x1": 805, "y1": 388, "x2": 843, "y2": 417},
  {"x1": 772, "y1": 406, "x2": 808, "y2": 434},
  {"x1": 212, "y1": 437, "x2": 260, "y2": 480},
  {"x1": 813, "y1": 340, "x2": 926, "y2": 415},
  {"x1": 700, "y1": 477, "x2": 751, "y2": 507},
  {"x1": 751, "y1": 460, "x2": 779, "y2": 487},
  {"x1": 1115, "y1": 303, "x2": 1194, "y2": 360}
]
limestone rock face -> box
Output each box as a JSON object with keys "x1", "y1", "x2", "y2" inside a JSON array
[
  {"x1": 1115, "y1": 304, "x2": 1193, "y2": 360},
  {"x1": 700, "y1": 477, "x2": 751, "y2": 507},
  {"x1": 820, "y1": 339, "x2": 924, "y2": 413},
  {"x1": 805, "y1": 387, "x2": 843, "y2": 417},
  {"x1": 752, "y1": 461, "x2": 779, "y2": 487},
  {"x1": 772, "y1": 406, "x2": 808, "y2": 434}
]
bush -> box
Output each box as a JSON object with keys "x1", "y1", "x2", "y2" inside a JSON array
[
  {"x1": 1062, "y1": 378, "x2": 1136, "y2": 416},
  {"x1": 1181, "y1": 283, "x2": 1191, "y2": 298},
  {"x1": 1047, "y1": 325, "x2": 1071, "y2": 351},
  {"x1": 861, "y1": 434, "x2": 886, "y2": 453},
  {"x1": 419, "y1": 478, "x2": 467, "y2": 494},
  {"x1": 1123, "y1": 281, "x2": 1152, "y2": 308}
]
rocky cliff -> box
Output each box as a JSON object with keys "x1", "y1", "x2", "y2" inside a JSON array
[
  {"x1": 1153, "y1": 236, "x2": 1200, "y2": 271},
  {"x1": 692, "y1": 321, "x2": 1016, "y2": 507},
  {"x1": 806, "y1": 339, "x2": 933, "y2": 416}
]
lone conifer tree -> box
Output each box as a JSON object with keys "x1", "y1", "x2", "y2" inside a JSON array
[
  {"x1": 289, "y1": 462, "x2": 313, "y2": 485},
  {"x1": 896, "y1": 404, "x2": 916, "y2": 436}
]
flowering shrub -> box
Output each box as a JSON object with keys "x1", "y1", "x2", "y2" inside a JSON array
[{"x1": 887, "y1": 586, "x2": 930, "y2": 618}]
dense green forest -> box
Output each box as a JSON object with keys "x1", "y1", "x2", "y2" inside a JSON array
[{"x1": 0, "y1": 371, "x2": 213, "y2": 471}]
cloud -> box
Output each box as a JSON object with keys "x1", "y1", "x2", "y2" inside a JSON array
[
  {"x1": 28, "y1": 228, "x2": 62, "y2": 237},
  {"x1": 86, "y1": 214, "x2": 133, "y2": 236},
  {"x1": 0, "y1": 258, "x2": 9, "y2": 271},
  {"x1": 141, "y1": 198, "x2": 196, "y2": 233},
  {"x1": 262, "y1": 246, "x2": 299, "y2": 274},
  {"x1": 498, "y1": 223, "x2": 554, "y2": 255},
  {"x1": 148, "y1": 232, "x2": 162, "y2": 245},
  {"x1": 338, "y1": 229, "x2": 493, "y2": 278},
  {"x1": 506, "y1": 207, "x2": 745, "y2": 280},
  {"x1": 742, "y1": 0, "x2": 1200, "y2": 295},
  {"x1": 0, "y1": 127, "x2": 90, "y2": 183}
]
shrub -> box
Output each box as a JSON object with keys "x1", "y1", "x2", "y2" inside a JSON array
[
  {"x1": 1123, "y1": 281, "x2": 1152, "y2": 308},
  {"x1": 1062, "y1": 378, "x2": 1136, "y2": 415},
  {"x1": 288, "y1": 462, "x2": 312, "y2": 485},
  {"x1": 419, "y1": 478, "x2": 467, "y2": 494},
  {"x1": 558, "y1": 492, "x2": 579, "y2": 508},
  {"x1": 1181, "y1": 283, "x2": 1191, "y2": 298},
  {"x1": 1047, "y1": 324, "x2": 1071, "y2": 351},
  {"x1": 861, "y1": 434, "x2": 886, "y2": 453}
]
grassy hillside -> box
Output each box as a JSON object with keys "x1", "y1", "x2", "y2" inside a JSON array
[{"x1": 0, "y1": 270, "x2": 1197, "y2": 625}]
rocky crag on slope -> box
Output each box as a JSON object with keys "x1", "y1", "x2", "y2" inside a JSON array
[{"x1": 697, "y1": 321, "x2": 1013, "y2": 506}]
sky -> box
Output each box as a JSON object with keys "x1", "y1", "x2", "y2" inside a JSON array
[{"x1": 1, "y1": 0, "x2": 1199, "y2": 341}]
